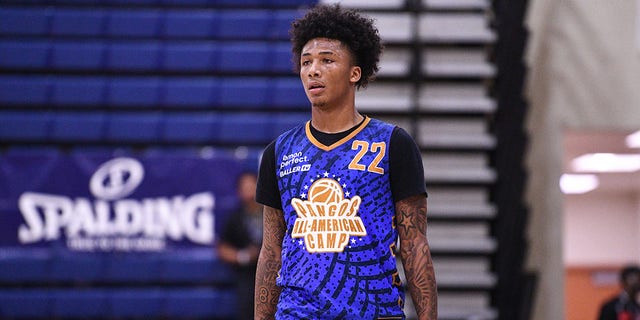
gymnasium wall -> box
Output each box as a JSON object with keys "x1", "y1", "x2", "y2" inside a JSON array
[
  {"x1": 525, "y1": 0, "x2": 640, "y2": 319},
  {"x1": 0, "y1": 0, "x2": 316, "y2": 318}
]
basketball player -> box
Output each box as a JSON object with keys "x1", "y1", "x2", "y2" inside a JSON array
[{"x1": 255, "y1": 4, "x2": 437, "y2": 319}]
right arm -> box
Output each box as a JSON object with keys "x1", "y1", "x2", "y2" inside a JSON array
[{"x1": 254, "y1": 205, "x2": 285, "y2": 319}]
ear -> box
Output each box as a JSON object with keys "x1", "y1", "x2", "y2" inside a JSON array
[{"x1": 350, "y1": 66, "x2": 362, "y2": 85}]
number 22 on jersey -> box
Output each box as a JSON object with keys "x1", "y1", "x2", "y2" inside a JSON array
[{"x1": 348, "y1": 140, "x2": 386, "y2": 174}]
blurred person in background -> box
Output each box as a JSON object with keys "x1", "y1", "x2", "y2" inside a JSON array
[
  {"x1": 217, "y1": 171, "x2": 263, "y2": 320},
  {"x1": 598, "y1": 265, "x2": 640, "y2": 320}
]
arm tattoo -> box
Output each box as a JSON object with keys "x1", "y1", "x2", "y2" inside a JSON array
[
  {"x1": 396, "y1": 195, "x2": 438, "y2": 320},
  {"x1": 255, "y1": 206, "x2": 286, "y2": 319}
]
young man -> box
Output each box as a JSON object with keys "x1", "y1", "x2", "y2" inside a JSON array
[
  {"x1": 598, "y1": 265, "x2": 640, "y2": 320},
  {"x1": 255, "y1": 4, "x2": 437, "y2": 319},
  {"x1": 217, "y1": 172, "x2": 263, "y2": 320}
]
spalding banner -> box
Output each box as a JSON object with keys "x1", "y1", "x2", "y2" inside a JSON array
[{"x1": 0, "y1": 149, "x2": 245, "y2": 252}]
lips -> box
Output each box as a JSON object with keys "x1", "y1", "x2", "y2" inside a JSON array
[{"x1": 307, "y1": 81, "x2": 325, "y2": 94}]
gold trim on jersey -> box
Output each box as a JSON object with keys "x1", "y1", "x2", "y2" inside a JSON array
[{"x1": 305, "y1": 117, "x2": 371, "y2": 151}]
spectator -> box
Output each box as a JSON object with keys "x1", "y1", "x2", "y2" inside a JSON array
[
  {"x1": 598, "y1": 264, "x2": 640, "y2": 320},
  {"x1": 217, "y1": 171, "x2": 263, "y2": 320}
]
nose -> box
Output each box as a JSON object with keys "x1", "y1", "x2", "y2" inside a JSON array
[{"x1": 307, "y1": 61, "x2": 320, "y2": 78}]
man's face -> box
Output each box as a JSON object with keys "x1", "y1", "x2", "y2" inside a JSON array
[
  {"x1": 299, "y1": 38, "x2": 361, "y2": 109},
  {"x1": 624, "y1": 273, "x2": 640, "y2": 294},
  {"x1": 237, "y1": 174, "x2": 257, "y2": 204}
]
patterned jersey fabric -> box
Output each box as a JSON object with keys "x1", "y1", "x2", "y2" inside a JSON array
[{"x1": 274, "y1": 118, "x2": 405, "y2": 319}]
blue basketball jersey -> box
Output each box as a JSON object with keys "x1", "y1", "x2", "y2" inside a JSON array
[{"x1": 274, "y1": 118, "x2": 405, "y2": 319}]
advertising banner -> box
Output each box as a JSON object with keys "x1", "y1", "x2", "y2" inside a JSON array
[{"x1": 0, "y1": 149, "x2": 244, "y2": 252}]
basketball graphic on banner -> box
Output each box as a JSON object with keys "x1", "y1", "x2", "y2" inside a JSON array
[{"x1": 308, "y1": 178, "x2": 344, "y2": 204}]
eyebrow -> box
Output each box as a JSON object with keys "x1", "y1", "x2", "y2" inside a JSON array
[{"x1": 301, "y1": 51, "x2": 336, "y2": 57}]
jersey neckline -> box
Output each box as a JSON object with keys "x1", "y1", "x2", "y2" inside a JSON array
[{"x1": 305, "y1": 117, "x2": 371, "y2": 151}]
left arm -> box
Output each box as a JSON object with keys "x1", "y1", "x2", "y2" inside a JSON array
[{"x1": 396, "y1": 194, "x2": 437, "y2": 320}]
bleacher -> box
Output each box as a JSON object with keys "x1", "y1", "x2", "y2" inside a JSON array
[
  {"x1": 0, "y1": 2, "x2": 312, "y2": 148},
  {"x1": 0, "y1": 0, "x2": 314, "y2": 318},
  {"x1": 0, "y1": 248, "x2": 237, "y2": 318},
  {"x1": 0, "y1": 0, "x2": 509, "y2": 319},
  {"x1": 324, "y1": 0, "x2": 499, "y2": 319}
]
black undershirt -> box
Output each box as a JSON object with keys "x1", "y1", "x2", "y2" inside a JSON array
[{"x1": 256, "y1": 117, "x2": 426, "y2": 210}]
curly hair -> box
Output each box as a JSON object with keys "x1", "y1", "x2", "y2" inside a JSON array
[
  {"x1": 290, "y1": 4, "x2": 383, "y2": 89},
  {"x1": 621, "y1": 265, "x2": 640, "y2": 284}
]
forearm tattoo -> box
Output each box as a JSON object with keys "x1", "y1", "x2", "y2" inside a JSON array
[
  {"x1": 255, "y1": 206, "x2": 285, "y2": 319},
  {"x1": 396, "y1": 195, "x2": 438, "y2": 320}
]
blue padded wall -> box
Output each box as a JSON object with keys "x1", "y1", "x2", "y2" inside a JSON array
[
  {"x1": 0, "y1": 3, "x2": 313, "y2": 146},
  {"x1": 0, "y1": 1, "x2": 317, "y2": 318}
]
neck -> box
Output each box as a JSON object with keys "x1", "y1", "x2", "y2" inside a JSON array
[{"x1": 310, "y1": 94, "x2": 363, "y2": 133}]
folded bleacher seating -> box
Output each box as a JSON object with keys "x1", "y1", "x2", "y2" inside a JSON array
[
  {"x1": 356, "y1": 83, "x2": 413, "y2": 112},
  {"x1": 0, "y1": 75, "x2": 309, "y2": 110},
  {"x1": 423, "y1": 48, "x2": 496, "y2": 78},
  {"x1": 163, "y1": 42, "x2": 218, "y2": 72},
  {"x1": 0, "y1": 39, "x2": 297, "y2": 75},
  {"x1": 424, "y1": 0, "x2": 490, "y2": 10},
  {"x1": 0, "y1": 76, "x2": 49, "y2": 105},
  {"x1": 365, "y1": 13, "x2": 414, "y2": 43},
  {"x1": 165, "y1": 288, "x2": 235, "y2": 318},
  {"x1": 0, "y1": 289, "x2": 51, "y2": 317},
  {"x1": 219, "y1": 78, "x2": 269, "y2": 108},
  {"x1": 272, "y1": 42, "x2": 294, "y2": 73},
  {"x1": 418, "y1": 118, "x2": 496, "y2": 149},
  {"x1": 53, "y1": 289, "x2": 110, "y2": 317},
  {"x1": 271, "y1": 112, "x2": 309, "y2": 135},
  {"x1": 0, "y1": 249, "x2": 51, "y2": 283},
  {"x1": 163, "y1": 11, "x2": 219, "y2": 39},
  {"x1": 423, "y1": 152, "x2": 496, "y2": 184},
  {"x1": 52, "y1": 41, "x2": 106, "y2": 70},
  {"x1": 160, "y1": 250, "x2": 236, "y2": 284},
  {"x1": 107, "y1": 77, "x2": 162, "y2": 107},
  {"x1": 161, "y1": 112, "x2": 219, "y2": 143},
  {"x1": 320, "y1": 0, "x2": 404, "y2": 9},
  {"x1": 105, "y1": 112, "x2": 162, "y2": 142},
  {"x1": 52, "y1": 77, "x2": 106, "y2": 106},
  {"x1": 104, "y1": 254, "x2": 163, "y2": 283},
  {"x1": 218, "y1": 113, "x2": 271, "y2": 144},
  {"x1": 0, "y1": 111, "x2": 52, "y2": 141},
  {"x1": 50, "y1": 253, "x2": 105, "y2": 283},
  {"x1": 50, "y1": 112, "x2": 106, "y2": 142},
  {"x1": 0, "y1": 0, "x2": 310, "y2": 318},
  {"x1": 419, "y1": 83, "x2": 497, "y2": 113},
  {"x1": 0, "y1": 7, "x2": 50, "y2": 36},
  {"x1": 110, "y1": 289, "x2": 164, "y2": 318},
  {"x1": 420, "y1": 13, "x2": 496, "y2": 43},
  {"x1": 378, "y1": 48, "x2": 412, "y2": 77},
  {"x1": 162, "y1": 78, "x2": 220, "y2": 108},
  {"x1": 0, "y1": 40, "x2": 49, "y2": 70},
  {"x1": 51, "y1": 9, "x2": 106, "y2": 37},
  {"x1": 219, "y1": 42, "x2": 270, "y2": 72},
  {"x1": 0, "y1": 287, "x2": 238, "y2": 318},
  {"x1": 106, "y1": 10, "x2": 162, "y2": 38},
  {"x1": 271, "y1": 77, "x2": 309, "y2": 109},
  {"x1": 219, "y1": 10, "x2": 272, "y2": 39},
  {"x1": 107, "y1": 42, "x2": 161, "y2": 71}
]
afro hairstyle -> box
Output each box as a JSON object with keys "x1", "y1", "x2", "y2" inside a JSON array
[{"x1": 289, "y1": 4, "x2": 383, "y2": 89}]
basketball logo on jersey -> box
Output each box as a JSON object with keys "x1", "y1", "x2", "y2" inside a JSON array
[{"x1": 290, "y1": 178, "x2": 367, "y2": 253}]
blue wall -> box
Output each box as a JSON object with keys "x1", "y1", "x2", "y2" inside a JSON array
[{"x1": 0, "y1": 0, "x2": 317, "y2": 318}]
